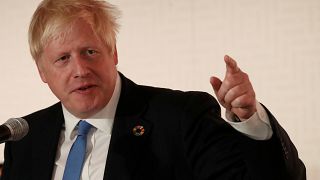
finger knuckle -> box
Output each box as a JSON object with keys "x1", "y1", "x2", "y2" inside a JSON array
[{"x1": 224, "y1": 80, "x2": 232, "y2": 87}]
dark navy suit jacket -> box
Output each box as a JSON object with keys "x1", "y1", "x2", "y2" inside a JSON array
[{"x1": 1, "y1": 73, "x2": 306, "y2": 180}]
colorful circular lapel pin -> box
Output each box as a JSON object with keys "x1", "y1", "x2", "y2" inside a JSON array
[{"x1": 132, "y1": 125, "x2": 145, "y2": 136}]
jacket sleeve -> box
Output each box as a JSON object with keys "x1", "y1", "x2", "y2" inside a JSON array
[
  {"x1": 180, "y1": 92, "x2": 305, "y2": 180},
  {"x1": 262, "y1": 104, "x2": 306, "y2": 180}
]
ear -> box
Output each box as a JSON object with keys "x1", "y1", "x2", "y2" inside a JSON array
[
  {"x1": 36, "y1": 60, "x2": 47, "y2": 83},
  {"x1": 113, "y1": 45, "x2": 118, "y2": 65}
]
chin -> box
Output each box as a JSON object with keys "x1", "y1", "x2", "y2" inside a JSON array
[{"x1": 65, "y1": 103, "x2": 97, "y2": 118}]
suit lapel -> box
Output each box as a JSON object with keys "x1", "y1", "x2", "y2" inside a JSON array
[
  {"x1": 104, "y1": 73, "x2": 154, "y2": 180},
  {"x1": 31, "y1": 103, "x2": 64, "y2": 180},
  {"x1": 27, "y1": 74, "x2": 152, "y2": 180}
]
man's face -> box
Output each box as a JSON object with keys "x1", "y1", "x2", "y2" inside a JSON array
[{"x1": 37, "y1": 19, "x2": 118, "y2": 119}]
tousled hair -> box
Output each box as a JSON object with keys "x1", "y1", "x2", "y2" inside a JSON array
[{"x1": 29, "y1": 0, "x2": 120, "y2": 61}]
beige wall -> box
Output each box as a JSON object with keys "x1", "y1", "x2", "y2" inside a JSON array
[{"x1": 0, "y1": 0, "x2": 319, "y2": 179}]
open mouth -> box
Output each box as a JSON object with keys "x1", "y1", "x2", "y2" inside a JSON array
[
  {"x1": 78, "y1": 85, "x2": 94, "y2": 91},
  {"x1": 74, "y1": 85, "x2": 96, "y2": 93}
]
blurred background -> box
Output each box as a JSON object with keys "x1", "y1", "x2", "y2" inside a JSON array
[{"x1": 0, "y1": 0, "x2": 319, "y2": 179}]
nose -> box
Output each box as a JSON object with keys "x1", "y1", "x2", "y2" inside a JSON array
[{"x1": 73, "y1": 55, "x2": 90, "y2": 78}]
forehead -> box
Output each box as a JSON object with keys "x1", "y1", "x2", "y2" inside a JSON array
[{"x1": 38, "y1": 20, "x2": 107, "y2": 63}]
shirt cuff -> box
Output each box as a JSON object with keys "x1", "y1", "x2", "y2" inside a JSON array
[{"x1": 225, "y1": 101, "x2": 273, "y2": 140}]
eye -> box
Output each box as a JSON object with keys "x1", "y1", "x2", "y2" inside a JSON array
[
  {"x1": 56, "y1": 55, "x2": 70, "y2": 62},
  {"x1": 86, "y1": 49, "x2": 97, "y2": 55}
]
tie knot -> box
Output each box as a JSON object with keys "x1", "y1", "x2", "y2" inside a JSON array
[{"x1": 77, "y1": 120, "x2": 92, "y2": 136}]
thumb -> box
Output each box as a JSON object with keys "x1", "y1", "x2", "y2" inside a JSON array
[{"x1": 210, "y1": 76, "x2": 222, "y2": 95}]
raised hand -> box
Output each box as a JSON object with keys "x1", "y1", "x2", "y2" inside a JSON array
[{"x1": 210, "y1": 55, "x2": 256, "y2": 120}]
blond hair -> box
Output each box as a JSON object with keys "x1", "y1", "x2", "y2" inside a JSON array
[{"x1": 29, "y1": 0, "x2": 120, "y2": 61}]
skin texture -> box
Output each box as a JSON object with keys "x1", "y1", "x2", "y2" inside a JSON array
[
  {"x1": 210, "y1": 55, "x2": 257, "y2": 120},
  {"x1": 36, "y1": 19, "x2": 118, "y2": 119}
]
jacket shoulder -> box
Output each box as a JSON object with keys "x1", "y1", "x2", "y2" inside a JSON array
[{"x1": 22, "y1": 102, "x2": 63, "y2": 126}]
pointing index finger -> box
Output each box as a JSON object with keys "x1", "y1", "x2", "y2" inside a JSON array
[{"x1": 224, "y1": 55, "x2": 240, "y2": 74}]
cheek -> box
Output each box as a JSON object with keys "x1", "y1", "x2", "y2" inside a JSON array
[
  {"x1": 45, "y1": 71, "x2": 69, "y2": 93},
  {"x1": 46, "y1": 80, "x2": 70, "y2": 102}
]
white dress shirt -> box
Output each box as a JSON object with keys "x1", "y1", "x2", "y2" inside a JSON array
[
  {"x1": 226, "y1": 101, "x2": 273, "y2": 140},
  {"x1": 51, "y1": 72, "x2": 272, "y2": 180},
  {"x1": 52, "y1": 74, "x2": 121, "y2": 180}
]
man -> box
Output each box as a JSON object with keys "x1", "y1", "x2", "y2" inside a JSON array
[{"x1": 1, "y1": 0, "x2": 305, "y2": 179}]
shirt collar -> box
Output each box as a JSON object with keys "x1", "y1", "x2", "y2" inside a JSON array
[{"x1": 62, "y1": 73, "x2": 122, "y2": 138}]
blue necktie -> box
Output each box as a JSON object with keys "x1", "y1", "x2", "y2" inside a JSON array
[{"x1": 63, "y1": 120, "x2": 92, "y2": 180}]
